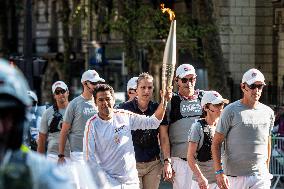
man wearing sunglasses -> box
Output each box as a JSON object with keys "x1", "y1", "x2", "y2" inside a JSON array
[
  {"x1": 126, "y1": 77, "x2": 138, "y2": 102},
  {"x1": 160, "y1": 64, "x2": 203, "y2": 189},
  {"x1": 212, "y1": 68, "x2": 274, "y2": 189},
  {"x1": 58, "y1": 70, "x2": 105, "y2": 164},
  {"x1": 37, "y1": 81, "x2": 71, "y2": 162}
]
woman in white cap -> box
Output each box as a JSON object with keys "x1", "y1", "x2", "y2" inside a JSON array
[{"x1": 187, "y1": 91, "x2": 229, "y2": 189}]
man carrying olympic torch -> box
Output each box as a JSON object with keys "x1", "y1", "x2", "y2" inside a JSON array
[{"x1": 159, "y1": 4, "x2": 204, "y2": 189}]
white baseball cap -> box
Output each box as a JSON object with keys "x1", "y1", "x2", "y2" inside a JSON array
[
  {"x1": 81, "y1": 70, "x2": 105, "y2": 83},
  {"x1": 127, "y1": 77, "x2": 138, "y2": 91},
  {"x1": 52, "y1": 81, "x2": 68, "y2": 93},
  {"x1": 201, "y1": 91, "x2": 229, "y2": 107},
  {"x1": 176, "y1": 64, "x2": 196, "y2": 78},
  {"x1": 242, "y1": 68, "x2": 265, "y2": 85}
]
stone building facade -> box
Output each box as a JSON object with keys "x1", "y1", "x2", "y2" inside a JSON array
[
  {"x1": 272, "y1": 0, "x2": 284, "y2": 105},
  {"x1": 218, "y1": 0, "x2": 284, "y2": 105},
  {"x1": 220, "y1": 0, "x2": 273, "y2": 81}
]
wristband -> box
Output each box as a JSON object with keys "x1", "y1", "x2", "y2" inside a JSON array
[
  {"x1": 58, "y1": 154, "x2": 65, "y2": 158},
  {"x1": 215, "y1": 169, "x2": 224, "y2": 175}
]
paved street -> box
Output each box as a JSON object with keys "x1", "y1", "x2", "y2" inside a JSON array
[
  {"x1": 159, "y1": 180, "x2": 172, "y2": 189},
  {"x1": 158, "y1": 178, "x2": 284, "y2": 189}
]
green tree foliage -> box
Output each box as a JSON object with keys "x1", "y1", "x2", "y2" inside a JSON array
[
  {"x1": 102, "y1": 1, "x2": 215, "y2": 74},
  {"x1": 57, "y1": 0, "x2": 71, "y2": 82},
  {"x1": 71, "y1": 0, "x2": 228, "y2": 95}
]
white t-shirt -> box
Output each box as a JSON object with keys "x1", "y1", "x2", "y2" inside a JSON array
[{"x1": 83, "y1": 109, "x2": 161, "y2": 185}]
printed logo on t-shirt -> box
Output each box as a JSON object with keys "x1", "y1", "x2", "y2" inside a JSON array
[
  {"x1": 113, "y1": 124, "x2": 129, "y2": 144},
  {"x1": 114, "y1": 135, "x2": 120, "y2": 144},
  {"x1": 180, "y1": 100, "x2": 202, "y2": 117},
  {"x1": 114, "y1": 125, "x2": 126, "y2": 133},
  {"x1": 243, "y1": 118, "x2": 268, "y2": 127},
  {"x1": 83, "y1": 107, "x2": 96, "y2": 116}
]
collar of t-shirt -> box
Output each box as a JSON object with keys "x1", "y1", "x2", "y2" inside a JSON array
[
  {"x1": 237, "y1": 100, "x2": 262, "y2": 110},
  {"x1": 178, "y1": 91, "x2": 198, "y2": 100},
  {"x1": 80, "y1": 94, "x2": 94, "y2": 101},
  {"x1": 131, "y1": 98, "x2": 157, "y2": 115}
]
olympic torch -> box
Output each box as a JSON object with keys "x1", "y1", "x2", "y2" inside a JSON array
[{"x1": 161, "y1": 4, "x2": 176, "y2": 107}]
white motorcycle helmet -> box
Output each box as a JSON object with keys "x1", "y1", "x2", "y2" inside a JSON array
[
  {"x1": 0, "y1": 59, "x2": 31, "y2": 108},
  {"x1": 0, "y1": 59, "x2": 32, "y2": 150}
]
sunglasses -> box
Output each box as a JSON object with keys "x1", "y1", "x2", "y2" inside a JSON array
[
  {"x1": 89, "y1": 81, "x2": 100, "y2": 86},
  {"x1": 180, "y1": 77, "x2": 196, "y2": 83},
  {"x1": 128, "y1": 89, "x2": 136, "y2": 95},
  {"x1": 55, "y1": 89, "x2": 66, "y2": 95},
  {"x1": 246, "y1": 83, "x2": 264, "y2": 90}
]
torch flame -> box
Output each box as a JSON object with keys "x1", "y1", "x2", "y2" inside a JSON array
[{"x1": 160, "y1": 3, "x2": 175, "y2": 21}]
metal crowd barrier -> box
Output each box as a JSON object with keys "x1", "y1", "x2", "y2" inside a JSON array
[{"x1": 270, "y1": 136, "x2": 284, "y2": 189}]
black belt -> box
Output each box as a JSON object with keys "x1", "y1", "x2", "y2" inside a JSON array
[
  {"x1": 181, "y1": 158, "x2": 187, "y2": 161},
  {"x1": 138, "y1": 155, "x2": 160, "y2": 163}
]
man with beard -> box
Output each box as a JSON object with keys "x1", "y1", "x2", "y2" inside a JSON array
[
  {"x1": 212, "y1": 68, "x2": 274, "y2": 189},
  {"x1": 159, "y1": 64, "x2": 203, "y2": 189},
  {"x1": 0, "y1": 59, "x2": 73, "y2": 189},
  {"x1": 58, "y1": 70, "x2": 104, "y2": 163},
  {"x1": 37, "y1": 81, "x2": 71, "y2": 162},
  {"x1": 83, "y1": 84, "x2": 172, "y2": 188}
]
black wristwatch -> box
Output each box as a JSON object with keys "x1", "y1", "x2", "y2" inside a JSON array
[
  {"x1": 164, "y1": 158, "x2": 172, "y2": 164},
  {"x1": 58, "y1": 154, "x2": 65, "y2": 158}
]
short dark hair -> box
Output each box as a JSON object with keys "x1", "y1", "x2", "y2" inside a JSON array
[
  {"x1": 93, "y1": 84, "x2": 114, "y2": 99},
  {"x1": 137, "y1": 72, "x2": 153, "y2": 86}
]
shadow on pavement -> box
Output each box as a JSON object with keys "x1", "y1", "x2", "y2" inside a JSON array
[{"x1": 159, "y1": 180, "x2": 172, "y2": 189}]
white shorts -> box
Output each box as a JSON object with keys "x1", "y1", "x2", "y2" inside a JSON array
[
  {"x1": 191, "y1": 180, "x2": 219, "y2": 189},
  {"x1": 227, "y1": 174, "x2": 272, "y2": 189},
  {"x1": 47, "y1": 153, "x2": 71, "y2": 163},
  {"x1": 107, "y1": 175, "x2": 139, "y2": 189},
  {"x1": 171, "y1": 157, "x2": 193, "y2": 189},
  {"x1": 70, "y1": 151, "x2": 85, "y2": 164}
]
